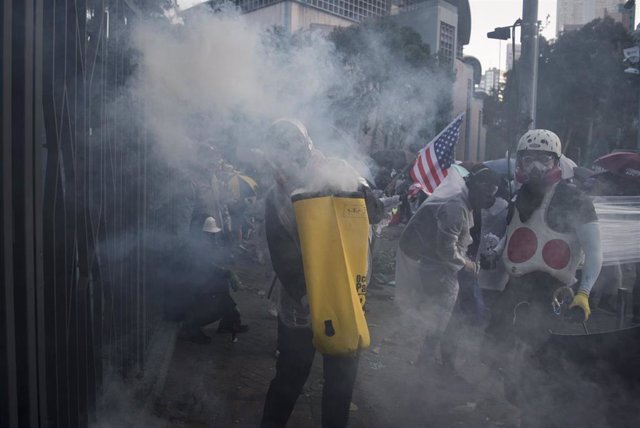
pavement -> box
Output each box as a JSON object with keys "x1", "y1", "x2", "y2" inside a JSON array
[{"x1": 149, "y1": 232, "x2": 636, "y2": 427}]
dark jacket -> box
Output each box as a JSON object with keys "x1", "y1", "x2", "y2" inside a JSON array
[{"x1": 265, "y1": 184, "x2": 383, "y2": 305}]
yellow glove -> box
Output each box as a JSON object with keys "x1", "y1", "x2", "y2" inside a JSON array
[{"x1": 569, "y1": 290, "x2": 591, "y2": 321}]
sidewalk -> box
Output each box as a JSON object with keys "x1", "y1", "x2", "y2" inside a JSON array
[{"x1": 151, "y1": 254, "x2": 521, "y2": 427}]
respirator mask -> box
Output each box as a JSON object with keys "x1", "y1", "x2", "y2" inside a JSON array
[{"x1": 516, "y1": 151, "x2": 561, "y2": 185}]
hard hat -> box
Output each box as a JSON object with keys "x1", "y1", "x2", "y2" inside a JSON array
[
  {"x1": 517, "y1": 129, "x2": 562, "y2": 158},
  {"x1": 202, "y1": 217, "x2": 222, "y2": 234}
]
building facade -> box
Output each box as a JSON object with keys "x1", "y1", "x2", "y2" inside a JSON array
[
  {"x1": 477, "y1": 67, "x2": 501, "y2": 95},
  {"x1": 506, "y1": 43, "x2": 521, "y2": 71},
  {"x1": 234, "y1": 0, "x2": 391, "y2": 31},
  {"x1": 392, "y1": 0, "x2": 469, "y2": 70},
  {"x1": 556, "y1": 0, "x2": 635, "y2": 35}
]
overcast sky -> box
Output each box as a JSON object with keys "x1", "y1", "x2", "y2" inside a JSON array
[{"x1": 465, "y1": 0, "x2": 558, "y2": 71}]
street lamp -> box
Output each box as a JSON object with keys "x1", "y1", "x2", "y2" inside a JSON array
[{"x1": 488, "y1": 19, "x2": 522, "y2": 194}]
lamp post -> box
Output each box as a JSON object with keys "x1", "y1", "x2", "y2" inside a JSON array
[
  {"x1": 520, "y1": 0, "x2": 539, "y2": 130},
  {"x1": 488, "y1": 19, "x2": 522, "y2": 192}
]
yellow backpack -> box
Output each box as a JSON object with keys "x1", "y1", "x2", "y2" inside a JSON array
[{"x1": 292, "y1": 191, "x2": 370, "y2": 355}]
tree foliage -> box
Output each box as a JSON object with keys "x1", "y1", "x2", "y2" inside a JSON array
[
  {"x1": 487, "y1": 17, "x2": 638, "y2": 164},
  {"x1": 329, "y1": 18, "x2": 454, "y2": 152}
]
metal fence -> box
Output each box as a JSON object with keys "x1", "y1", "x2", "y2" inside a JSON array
[{"x1": 2, "y1": 1, "x2": 163, "y2": 426}]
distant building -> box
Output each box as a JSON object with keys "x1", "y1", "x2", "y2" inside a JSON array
[
  {"x1": 556, "y1": 0, "x2": 635, "y2": 35},
  {"x1": 391, "y1": 1, "x2": 460, "y2": 70},
  {"x1": 477, "y1": 67, "x2": 501, "y2": 95},
  {"x1": 391, "y1": 0, "x2": 471, "y2": 67},
  {"x1": 390, "y1": 1, "x2": 481, "y2": 160},
  {"x1": 506, "y1": 43, "x2": 521, "y2": 71},
  {"x1": 453, "y1": 60, "x2": 486, "y2": 161},
  {"x1": 232, "y1": 0, "x2": 390, "y2": 32}
]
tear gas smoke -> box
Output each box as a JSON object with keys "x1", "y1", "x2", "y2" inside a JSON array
[
  {"x1": 128, "y1": 4, "x2": 450, "y2": 186},
  {"x1": 593, "y1": 196, "x2": 640, "y2": 265},
  {"x1": 95, "y1": 5, "x2": 640, "y2": 427}
]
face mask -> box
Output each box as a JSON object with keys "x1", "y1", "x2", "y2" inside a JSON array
[{"x1": 523, "y1": 160, "x2": 551, "y2": 182}]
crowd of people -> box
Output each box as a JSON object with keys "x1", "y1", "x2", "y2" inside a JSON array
[{"x1": 166, "y1": 119, "x2": 639, "y2": 427}]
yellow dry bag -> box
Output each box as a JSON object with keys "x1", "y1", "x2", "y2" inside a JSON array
[{"x1": 292, "y1": 191, "x2": 370, "y2": 355}]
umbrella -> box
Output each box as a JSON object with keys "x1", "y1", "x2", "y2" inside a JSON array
[
  {"x1": 483, "y1": 158, "x2": 516, "y2": 179},
  {"x1": 593, "y1": 152, "x2": 640, "y2": 182},
  {"x1": 227, "y1": 173, "x2": 258, "y2": 199}
]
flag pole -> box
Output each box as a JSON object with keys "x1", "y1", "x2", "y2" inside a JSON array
[{"x1": 382, "y1": 112, "x2": 465, "y2": 195}]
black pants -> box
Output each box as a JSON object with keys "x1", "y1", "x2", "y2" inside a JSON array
[
  {"x1": 483, "y1": 273, "x2": 589, "y2": 427},
  {"x1": 261, "y1": 320, "x2": 359, "y2": 428}
]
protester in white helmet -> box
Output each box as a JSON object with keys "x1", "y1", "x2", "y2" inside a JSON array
[
  {"x1": 260, "y1": 118, "x2": 383, "y2": 428},
  {"x1": 395, "y1": 163, "x2": 500, "y2": 367},
  {"x1": 484, "y1": 129, "x2": 603, "y2": 424}
]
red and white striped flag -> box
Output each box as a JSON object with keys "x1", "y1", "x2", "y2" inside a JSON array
[{"x1": 410, "y1": 113, "x2": 464, "y2": 193}]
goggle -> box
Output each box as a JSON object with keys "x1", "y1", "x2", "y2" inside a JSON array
[{"x1": 520, "y1": 153, "x2": 556, "y2": 166}]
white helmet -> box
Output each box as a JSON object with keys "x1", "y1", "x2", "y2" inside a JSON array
[
  {"x1": 202, "y1": 217, "x2": 222, "y2": 234},
  {"x1": 517, "y1": 129, "x2": 562, "y2": 158}
]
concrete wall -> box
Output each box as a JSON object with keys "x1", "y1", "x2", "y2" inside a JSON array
[
  {"x1": 453, "y1": 59, "x2": 486, "y2": 161},
  {"x1": 242, "y1": 2, "x2": 288, "y2": 30},
  {"x1": 390, "y1": 0, "x2": 457, "y2": 69},
  {"x1": 290, "y1": 2, "x2": 354, "y2": 31},
  {"x1": 242, "y1": 1, "x2": 354, "y2": 32}
]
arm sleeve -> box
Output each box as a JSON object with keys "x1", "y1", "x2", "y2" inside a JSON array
[
  {"x1": 577, "y1": 221, "x2": 602, "y2": 295},
  {"x1": 435, "y1": 203, "x2": 468, "y2": 270}
]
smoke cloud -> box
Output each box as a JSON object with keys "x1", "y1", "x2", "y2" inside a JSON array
[{"x1": 127, "y1": 3, "x2": 450, "y2": 180}]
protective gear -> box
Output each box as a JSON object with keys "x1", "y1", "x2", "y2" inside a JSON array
[
  {"x1": 576, "y1": 222, "x2": 602, "y2": 295},
  {"x1": 266, "y1": 118, "x2": 314, "y2": 169},
  {"x1": 503, "y1": 183, "x2": 583, "y2": 285},
  {"x1": 517, "y1": 129, "x2": 562, "y2": 157},
  {"x1": 516, "y1": 129, "x2": 563, "y2": 185},
  {"x1": 202, "y1": 216, "x2": 222, "y2": 233},
  {"x1": 569, "y1": 290, "x2": 591, "y2": 321},
  {"x1": 292, "y1": 191, "x2": 370, "y2": 355}
]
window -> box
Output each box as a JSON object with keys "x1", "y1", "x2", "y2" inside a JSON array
[
  {"x1": 439, "y1": 21, "x2": 455, "y2": 66},
  {"x1": 235, "y1": 0, "x2": 390, "y2": 22}
]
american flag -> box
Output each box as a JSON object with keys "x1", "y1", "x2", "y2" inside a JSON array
[{"x1": 410, "y1": 113, "x2": 464, "y2": 193}]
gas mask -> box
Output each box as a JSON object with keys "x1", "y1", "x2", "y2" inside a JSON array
[{"x1": 516, "y1": 152, "x2": 562, "y2": 185}]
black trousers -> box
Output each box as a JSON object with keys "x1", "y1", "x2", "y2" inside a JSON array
[
  {"x1": 482, "y1": 273, "x2": 592, "y2": 427},
  {"x1": 261, "y1": 320, "x2": 359, "y2": 428}
]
